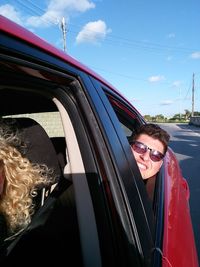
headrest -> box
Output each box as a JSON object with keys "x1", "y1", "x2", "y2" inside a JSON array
[{"x1": 1, "y1": 117, "x2": 61, "y2": 178}]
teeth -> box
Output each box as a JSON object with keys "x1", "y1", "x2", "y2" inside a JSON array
[{"x1": 138, "y1": 162, "x2": 147, "y2": 170}]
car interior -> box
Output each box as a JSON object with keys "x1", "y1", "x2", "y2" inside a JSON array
[
  {"x1": 0, "y1": 73, "x2": 104, "y2": 265},
  {"x1": 0, "y1": 112, "x2": 83, "y2": 266}
]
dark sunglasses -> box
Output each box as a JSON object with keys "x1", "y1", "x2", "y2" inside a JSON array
[{"x1": 130, "y1": 141, "x2": 164, "y2": 162}]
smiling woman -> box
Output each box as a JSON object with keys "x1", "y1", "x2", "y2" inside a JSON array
[{"x1": 0, "y1": 15, "x2": 198, "y2": 267}]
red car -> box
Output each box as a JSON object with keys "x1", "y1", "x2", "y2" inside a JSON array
[{"x1": 0, "y1": 15, "x2": 199, "y2": 266}]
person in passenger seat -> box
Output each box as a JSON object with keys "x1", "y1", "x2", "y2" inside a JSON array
[
  {"x1": 0, "y1": 120, "x2": 56, "y2": 245},
  {"x1": 130, "y1": 123, "x2": 170, "y2": 181}
]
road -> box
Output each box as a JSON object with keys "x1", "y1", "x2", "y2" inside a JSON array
[{"x1": 158, "y1": 123, "x2": 200, "y2": 263}]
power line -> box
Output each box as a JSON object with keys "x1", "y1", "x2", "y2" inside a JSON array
[
  {"x1": 60, "y1": 17, "x2": 67, "y2": 52},
  {"x1": 11, "y1": 0, "x2": 58, "y2": 26},
  {"x1": 22, "y1": 0, "x2": 47, "y2": 15},
  {"x1": 8, "y1": 0, "x2": 200, "y2": 54},
  {"x1": 192, "y1": 73, "x2": 195, "y2": 116},
  {"x1": 14, "y1": 0, "x2": 43, "y2": 17}
]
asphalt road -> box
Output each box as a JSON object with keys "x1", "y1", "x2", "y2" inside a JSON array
[{"x1": 158, "y1": 123, "x2": 200, "y2": 263}]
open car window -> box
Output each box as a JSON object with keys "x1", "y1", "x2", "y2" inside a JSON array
[{"x1": 101, "y1": 87, "x2": 165, "y2": 264}]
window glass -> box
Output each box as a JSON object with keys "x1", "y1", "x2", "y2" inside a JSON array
[
  {"x1": 105, "y1": 92, "x2": 143, "y2": 140},
  {"x1": 3, "y1": 112, "x2": 64, "y2": 137}
]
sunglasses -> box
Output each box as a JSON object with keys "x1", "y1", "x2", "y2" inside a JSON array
[{"x1": 131, "y1": 141, "x2": 164, "y2": 162}]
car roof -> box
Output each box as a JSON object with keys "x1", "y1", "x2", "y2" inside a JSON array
[
  {"x1": 0, "y1": 16, "x2": 97, "y2": 78},
  {"x1": 0, "y1": 16, "x2": 115, "y2": 90},
  {"x1": 0, "y1": 15, "x2": 142, "y2": 116}
]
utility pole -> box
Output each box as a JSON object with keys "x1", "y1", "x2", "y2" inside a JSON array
[
  {"x1": 61, "y1": 17, "x2": 67, "y2": 52},
  {"x1": 179, "y1": 87, "x2": 182, "y2": 120},
  {"x1": 192, "y1": 73, "x2": 195, "y2": 116}
]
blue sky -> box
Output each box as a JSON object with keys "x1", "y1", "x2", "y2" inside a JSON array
[{"x1": 1, "y1": 0, "x2": 200, "y2": 117}]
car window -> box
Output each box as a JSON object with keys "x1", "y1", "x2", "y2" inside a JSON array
[
  {"x1": 100, "y1": 86, "x2": 165, "y2": 265},
  {"x1": 106, "y1": 92, "x2": 142, "y2": 137},
  {"x1": 0, "y1": 62, "x2": 99, "y2": 266},
  {"x1": 100, "y1": 87, "x2": 163, "y2": 210}
]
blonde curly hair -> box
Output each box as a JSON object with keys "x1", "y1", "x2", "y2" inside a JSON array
[{"x1": 0, "y1": 121, "x2": 56, "y2": 235}]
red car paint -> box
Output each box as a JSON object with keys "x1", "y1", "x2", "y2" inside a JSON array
[{"x1": 163, "y1": 148, "x2": 198, "y2": 266}]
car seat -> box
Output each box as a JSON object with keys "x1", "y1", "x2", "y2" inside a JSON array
[
  {"x1": 0, "y1": 117, "x2": 63, "y2": 208},
  {"x1": 0, "y1": 117, "x2": 82, "y2": 266},
  {"x1": 6, "y1": 117, "x2": 62, "y2": 177}
]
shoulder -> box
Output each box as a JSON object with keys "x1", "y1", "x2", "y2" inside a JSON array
[{"x1": 145, "y1": 176, "x2": 156, "y2": 202}]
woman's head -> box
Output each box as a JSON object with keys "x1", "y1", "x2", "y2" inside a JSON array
[{"x1": 0, "y1": 119, "x2": 55, "y2": 234}]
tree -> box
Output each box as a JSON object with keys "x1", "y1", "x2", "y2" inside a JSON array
[
  {"x1": 184, "y1": 109, "x2": 191, "y2": 120},
  {"x1": 144, "y1": 115, "x2": 152, "y2": 121}
]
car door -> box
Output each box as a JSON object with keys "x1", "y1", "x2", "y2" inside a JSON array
[
  {"x1": 0, "y1": 18, "x2": 157, "y2": 266},
  {"x1": 85, "y1": 77, "x2": 156, "y2": 265}
]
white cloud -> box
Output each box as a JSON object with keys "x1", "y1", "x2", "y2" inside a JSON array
[
  {"x1": 172, "y1": 80, "x2": 182, "y2": 87},
  {"x1": 26, "y1": 0, "x2": 95, "y2": 28},
  {"x1": 0, "y1": 4, "x2": 23, "y2": 25},
  {"x1": 130, "y1": 97, "x2": 140, "y2": 103},
  {"x1": 0, "y1": 0, "x2": 96, "y2": 28},
  {"x1": 76, "y1": 20, "x2": 111, "y2": 44},
  {"x1": 148, "y1": 75, "x2": 165, "y2": 83},
  {"x1": 190, "y1": 51, "x2": 200, "y2": 59},
  {"x1": 48, "y1": 0, "x2": 95, "y2": 13},
  {"x1": 160, "y1": 100, "x2": 173, "y2": 105},
  {"x1": 26, "y1": 10, "x2": 60, "y2": 28},
  {"x1": 0, "y1": 1, "x2": 110, "y2": 46},
  {"x1": 167, "y1": 33, "x2": 175, "y2": 39},
  {"x1": 166, "y1": 55, "x2": 172, "y2": 61}
]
